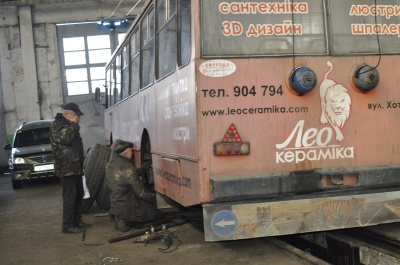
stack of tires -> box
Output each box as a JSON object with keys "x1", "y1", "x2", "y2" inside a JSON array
[{"x1": 82, "y1": 142, "x2": 116, "y2": 213}]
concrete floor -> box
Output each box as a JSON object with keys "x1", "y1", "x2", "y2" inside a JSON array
[{"x1": 0, "y1": 174, "x2": 312, "y2": 265}]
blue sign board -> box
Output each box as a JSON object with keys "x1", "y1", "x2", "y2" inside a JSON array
[{"x1": 211, "y1": 210, "x2": 237, "y2": 238}]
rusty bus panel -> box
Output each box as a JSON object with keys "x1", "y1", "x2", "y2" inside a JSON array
[
  {"x1": 153, "y1": 155, "x2": 202, "y2": 207},
  {"x1": 159, "y1": 158, "x2": 182, "y2": 202},
  {"x1": 196, "y1": 57, "x2": 400, "y2": 203},
  {"x1": 203, "y1": 191, "x2": 400, "y2": 241},
  {"x1": 179, "y1": 159, "x2": 202, "y2": 206}
]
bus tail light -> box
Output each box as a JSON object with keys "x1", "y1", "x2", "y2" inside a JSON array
[{"x1": 213, "y1": 124, "x2": 250, "y2": 156}]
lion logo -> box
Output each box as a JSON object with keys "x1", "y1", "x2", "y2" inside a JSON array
[{"x1": 320, "y1": 61, "x2": 351, "y2": 141}]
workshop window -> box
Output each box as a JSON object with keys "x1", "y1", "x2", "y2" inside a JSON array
[
  {"x1": 62, "y1": 35, "x2": 111, "y2": 96},
  {"x1": 65, "y1": 68, "x2": 89, "y2": 95},
  {"x1": 63, "y1": 37, "x2": 86, "y2": 66},
  {"x1": 57, "y1": 22, "x2": 128, "y2": 97}
]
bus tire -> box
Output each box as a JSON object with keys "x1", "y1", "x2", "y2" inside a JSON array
[
  {"x1": 82, "y1": 143, "x2": 111, "y2": 213},
  {"x1": 93, "y1": 139, "x2": 125, "y2": 212},
  {"x1": 96, "y1": 180, "x2": 111, "y2": 211}
]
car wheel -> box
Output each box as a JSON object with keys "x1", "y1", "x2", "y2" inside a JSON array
[{"x1": 81, "y1": 144, "x2": 111, "y2": 213}]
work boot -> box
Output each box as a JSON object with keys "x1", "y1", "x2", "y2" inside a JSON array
[
  {"x1": 110, "y1": 215, "x2": 119, "y2": 230},
  {"x1": 75, "y1": 221, "x2": 92, "y2": 228},
  {"x1": 62, "y1": 227, "x2": 81, "y2": 234},
  {"x1": 115, "y1": 217, "x2": 130, "y2": 232}
]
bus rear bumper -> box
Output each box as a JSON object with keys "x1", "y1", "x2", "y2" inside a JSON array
[{"x1": 202, "y1": 190, "x2": 400, "y2": 242}]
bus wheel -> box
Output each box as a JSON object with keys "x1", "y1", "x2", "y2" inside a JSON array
[
  {"x1": 96, "y1": 180, "x2": 111, "y2": 211},
  {"x1": 82, "y1": 144, "x2": 111, "y2": 213},
  {"x1": 141, "y1": 134, "x2": 154, "y2": 192},
  {"x1": 141, "y1": 162, "x2": 154, "y2": 192},
  {"x1": 94, "y1": 139, "x2": 124, "y2": 211}
]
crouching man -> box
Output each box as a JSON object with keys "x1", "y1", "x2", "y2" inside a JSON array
[{"x1": 105, "y1": 140, "x2": 157, "y2": 232}]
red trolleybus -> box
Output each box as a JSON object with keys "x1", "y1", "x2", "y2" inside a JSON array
[{"x1": 101, "y1": 0, "x2": 400, "y2": 241}]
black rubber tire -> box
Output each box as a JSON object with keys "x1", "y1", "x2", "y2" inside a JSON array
[
  {"x1": 81, "y1": 144, "x2": 110, "y2": 213},
  {"x1": 96, "y1": 180, "x2": 111, "y2": 211},
  {"x1": 94, "y1": 140, "x2": 122, "y2": 211}
]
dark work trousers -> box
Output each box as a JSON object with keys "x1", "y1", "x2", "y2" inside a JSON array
[{"x1": 60, "y1": 175, "x2": 83, "y2": 230}]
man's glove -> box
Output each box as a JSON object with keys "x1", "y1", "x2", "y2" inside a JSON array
[{"x1": 136, "y1": 161, "x2": 152, "y2": 176}]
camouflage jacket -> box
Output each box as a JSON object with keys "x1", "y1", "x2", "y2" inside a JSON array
[
  {"x1": 50, "y1": 113, "x2": 84, "y2": 178},
  {"x1": 105, "y1": 154, "x2": 156, "y2": 222}
]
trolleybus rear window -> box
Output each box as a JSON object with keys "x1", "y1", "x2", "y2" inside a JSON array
[
  {"x1": 329, "y1": 0, "x2": 400, "y2": 55},
  {"x1": 201, "y1": 0, "x2": 400, "y2": 57},
  {"x1": 201, "y1": 0, "x2": 327, "y2": 57}
]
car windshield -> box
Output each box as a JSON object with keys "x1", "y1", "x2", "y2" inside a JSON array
[{"x1": 14, "y1": 128, "x2": 51, "y2": 147}]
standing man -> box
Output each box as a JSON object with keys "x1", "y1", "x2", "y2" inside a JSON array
[
  {"x1": 106, "y1": 140, "x2": 157, "y2": 232},
  {"x1": 50, "y1": 102, "x2": 91, "y2": 234}
]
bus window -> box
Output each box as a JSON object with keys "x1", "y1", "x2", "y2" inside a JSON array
[
  {"x1": 178, "y1": 0, "x2": 191, "y2": 66},
  {"x1": 105, "y1": 66, "x2": 111, "y2": 108},
  {"x1": 122, "y1": 44, "x2": 129, "y2": 99},
  {"x1": 329, "y1": 1, "x2": 400, "y2": 55},
  {"x1": 130, "y1": 28, "x2": 140, "y2": 95},
  {"x1": 141, "y1": 7, "x2": 155, "y2": 89},
  {"x1": 156, "y1": 0, "x2": 177, "y2": 79},
  {"x1": 115, "y1": 53, "x2": 122, "y2": 103},
  {"x1": 201, "y1": 0, "x2": 327, "y2": 57},
  {"x1": 109, "y1": 62, "x2": 115, "y2": 106}
]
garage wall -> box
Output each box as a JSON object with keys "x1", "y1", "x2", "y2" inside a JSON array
[
  {"x1": 0, "y1": 8, "x2": 20, "y2": 136},
  {"x1": 0, "y1": 53, "x2": 8, "y2": 171},
  {"x1": 0, "y1": 0, "x2": 142, "y2": 166}
]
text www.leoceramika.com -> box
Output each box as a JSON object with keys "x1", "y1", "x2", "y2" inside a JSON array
[{"x1": 201, "y1": 106, "x2": 308, "y2": 116}]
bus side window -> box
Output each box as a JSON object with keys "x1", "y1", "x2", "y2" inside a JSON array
[
  {"x1": 110, "y1": 62, "x2": 116, "y2": 106},
  {"x1": 106, "y1": 67, "x2": 111, "y2": 108},
  {"x1": 156, "y1": 0, "x2": 177, "y2": 79},
  {"x1": 141, "y1": 7, "x2": 155, "y2": 89},
  {"x1": 179, "y1": 0, "x2": 191, "y2": 66},
  {"x1": 122, "y1": 45, "x2": 129, "y2": 99},
  {"x1": 130, "y1": 27, "x2": 140, "y2": 95},
  {"x1": 115, "y1": 53, "x2": 122, "y2": 103}
]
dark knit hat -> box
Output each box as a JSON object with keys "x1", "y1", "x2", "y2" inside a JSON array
[
  {"x1": 114, "y1": 140, "x2": 133, "y2": 154},
  {"x1": 63, "y1": 102, "x2": 84, "y2": 116}
]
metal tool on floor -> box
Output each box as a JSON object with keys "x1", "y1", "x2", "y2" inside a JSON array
[
  {"x1": 80, "y1": 227, "x2": 104, "y2": 247},
  {"x1": 81, "y1": 243, "x2": 104, "y2": 247},
  {"x1": 94, "y1": 213, "x2": 110, "y2": 218},
  {"x1": 99, "y1": 252, "x2": 122, "y2": 265},
  {"x1": 134, "y1": 225, "x2": 171, "y2": 246},
  {"x1": 108, "y1": 218, "x2": 187, "y2": 243},
  {"x1": 82, "y1": 228, "x2": 86, "y2": 242},
  {"x1": 100, "y1": 257, "x2": 122, "y2": 264}
]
